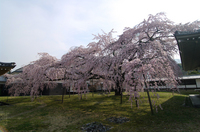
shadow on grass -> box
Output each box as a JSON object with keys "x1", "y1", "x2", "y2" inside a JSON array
[{"x1": 139, "y1": 95, "x2": 200, "y2": 131}]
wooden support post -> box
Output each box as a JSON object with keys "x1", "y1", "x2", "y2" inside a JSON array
[
  {"x1": 146, "y1": 88, "x2": 154, "y2": 115},
  {"x1": 62, "y1": 87, "x2": 66, "y2": 103},
  {"x1": 143, "y1": 74, "x2": 154, "y2": 115},
  {"x1": 121, "y1": 87, "x2": 123, "y2": 104},
  {"x1": 69, "y1": 87, "x2": 70, "y2": 98}
]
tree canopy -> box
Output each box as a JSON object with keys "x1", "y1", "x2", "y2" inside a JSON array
[{"x1": 5, "y1": 13, "x2": 200, "y2": 107}]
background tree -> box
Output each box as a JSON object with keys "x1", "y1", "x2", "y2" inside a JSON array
[{"x1": 5, "y1": 53, "x2": 58, "y2": 100}]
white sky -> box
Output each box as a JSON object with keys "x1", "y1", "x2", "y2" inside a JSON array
[{"x1": 0, "y1": 0, "x2": 199, "y2": 71}]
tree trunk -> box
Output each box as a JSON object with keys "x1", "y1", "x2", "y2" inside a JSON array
[
  {"x1": 134, "y1": 85, "x2": 138, "y2": 107},
  {"x1": 121, "y1": 90, "x2": 123, "y2": 104},
  {"x1": 114, "y1": 85, "x2": 123, "y2": 104},
  {"x1": 143, "y1": 74, "x2": 154, "y2": 115},
  {"x1": 92, "y1": 79, "x2": 94, "y2": 97},
  {"x1": 62, "y1": 70, "x2": 67, "y2": 103},
  {"x1": 69, "y1": 87, "x2": 70, "y2": 98},
  {"x1": 92, "y1": 90, "x2": 94, "y2": 97},
  {"x1": 146, "y1": 89, "x2": 153, "y2": 115},
  {"x1": 115, "y1": 82, "x2": 122, "y2": 96},
  {"x1": 135, "y1": 97, "x2": 138, "y2": 107},
  {"x1": 62, "y1": 87, "x2": 66, "y2": 103},
  {"x1": 73, "y1": 86, "x2": 74, "y2": 96},
  {"x1": 115, "y1": 89, "x2": 122, "y2": 95}
]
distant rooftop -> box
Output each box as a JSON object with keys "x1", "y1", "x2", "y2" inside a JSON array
[
  {"x1": 11, "y1": 67, "x2": 23, "y2": 74},
  {"x1": 0, "y1": 62, "x2": 16, "y2": 75}
]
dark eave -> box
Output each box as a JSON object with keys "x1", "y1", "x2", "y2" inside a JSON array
[
  {"x1": 0, "y1": 62, "x2": 16, "y2": 75},
  {"x1": 174, "y1": 31, "x2": 200, "y2": 71}
]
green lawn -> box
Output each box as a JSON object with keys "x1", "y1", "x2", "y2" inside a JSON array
[{"x1": 0, "y1": 90, "x2": 200, "y2": 132}]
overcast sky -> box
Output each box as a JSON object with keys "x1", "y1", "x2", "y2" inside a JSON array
[{"x1": 0, "y1": 0, "x2": 199, "y2": 71}]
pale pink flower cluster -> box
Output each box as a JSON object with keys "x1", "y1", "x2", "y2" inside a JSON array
[{"x1": 5, "y1": 13, "x2": 200, "y2": 107}]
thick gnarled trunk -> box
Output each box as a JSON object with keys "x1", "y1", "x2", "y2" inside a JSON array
[
  {"x1": 114, "y1": 82, "x2": 123, "y2": 104},
  {"x1": 115, "y1": 89, "x2": 121, "y2": 95}
]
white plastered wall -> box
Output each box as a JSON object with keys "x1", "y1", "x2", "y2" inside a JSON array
[{"x1": 196, "y1": 79, "x2": 200, "y2": 88}]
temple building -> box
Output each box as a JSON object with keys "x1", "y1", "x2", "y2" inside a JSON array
[
  {"x1": 0, "y1": 62, "x2": 16, "y2": 76},
  {"x1": 0, "y1": 62, "x2": 16, "y2": 96},
  {"x1": 174, "y1": 30, "x2": 200, "y2": 107},
  {"x1": 174, "y1": 30, "x2": 200, "y2": 71}
]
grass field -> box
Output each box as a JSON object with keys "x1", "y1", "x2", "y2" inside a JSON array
[{"x1": 0, "y1": 90, "x2": 200, "y2": 132}]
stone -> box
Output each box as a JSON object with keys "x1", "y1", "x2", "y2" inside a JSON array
[
  {"x1": 81, "y1": 122, "x2": 111, "y2": 132},
  {"x1": 106, "y1": 117, "x2": 130, "y2": 124}
]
